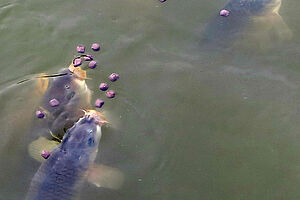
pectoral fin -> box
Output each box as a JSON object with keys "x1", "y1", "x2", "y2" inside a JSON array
[
  {"x1": 252, "y1": 12, "x2": 292, "y2": 40},
  {"x1": 88, "y1": 164, "x2": 125, "y2": 190},
  {"x1": 239, "y1": 12, "x2": 293, "y2": 50},
  {"x1": 28, "y1": 136, "x2": 59, "y2": 162},
  {"x1": 269, "y1": 12, "x2": 293, "y2": 40}
]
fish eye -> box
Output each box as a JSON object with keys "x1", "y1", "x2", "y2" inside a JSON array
[{"x1": 88, "y1": 137, "x2": 95, "y2": 146}]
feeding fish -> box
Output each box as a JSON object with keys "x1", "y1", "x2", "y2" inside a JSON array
[
  {"x1": 27, "y1": 63, "x2": 124, "y2": 190},
  {"x1": 26, "y1": 110, "x2": 123, "y2": 200},
  {"x1": 32, "y1": 63, "x2": 91, "y2": 141},
  {"x1": 26, "y1": 63, "x2": 91, "y2": 163},
  {"x1": 201, "y1": 0, "x2": 292, "y2": 48}
]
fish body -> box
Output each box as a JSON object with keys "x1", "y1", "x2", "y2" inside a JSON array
[
  {"x1": 201, "y1": 0, "x2": 288, "y2": 47},
  {"x1": 26, "y1": 111, "x2": 103, "y2": 200}
]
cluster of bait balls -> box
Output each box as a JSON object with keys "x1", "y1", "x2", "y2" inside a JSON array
[
  {"x1": 73, "y1": 43, "x2": 120, "y2": 109},
  {"x1": 35, "y1": 43, "x2": 119, "y2": 120},
  {"x1": 73, "y1": 43, "x2": 100, "y2": 68},
  {"x1": 95, "y1": 72, "x2": 119, "y2": 108}
]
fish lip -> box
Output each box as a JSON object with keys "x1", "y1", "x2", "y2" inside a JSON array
[
  {"x1": 82, "y1": 110, "x2": 108, "y2": 126},
  {"x1": 68, "y1": 57, "x2": 87, "y2": 80}
]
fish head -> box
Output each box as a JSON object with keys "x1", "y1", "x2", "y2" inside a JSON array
[
  {"x1": 50, "y1": 110, "x2": 85, "y2": 140},
  {"x1": 46, "y1": 68, "x2": 89, "y2": 99},
  {"x1": 40, "y1": 68, "x2": 91, "y2": 138},
  {"x1": 61, "y1": 110, "x2": 106, "y2": 155},
  {"x1": 41, "y1": 68, "x2": 89, "y2": 111}
]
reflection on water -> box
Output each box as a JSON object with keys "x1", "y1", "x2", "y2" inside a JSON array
[{"x1": 0, "y1": 0, "x2": 300, "y2": 199}]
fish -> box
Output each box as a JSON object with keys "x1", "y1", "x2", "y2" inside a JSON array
[
  {"x1": 26, "y1": 62, "x2": 90, "y2": 163},
  {"x1": 32, "y1": 63, "x2": 91, "y2": 141},
  {"x1": 25, "y1": 110, "x2": 115, "y2": 200},
  {"x1": 200, "y1": 0, "x2": 292, "y2": 48},
  {"x1": 27, "y1": 63, "x2": 124, "y2": 190}
]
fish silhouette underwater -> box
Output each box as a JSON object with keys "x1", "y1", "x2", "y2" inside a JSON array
[
  {"x1": 27, "y1": 62, "x2": 124, "y2": 191},
  {"x1": 26, "y1": 110, "x2": 118, "y2": 200},
  {"x1": 200, "y1": 0, "x2": 292, "y2": 48},
  {"x1": 31, "y1": 63, "x2": 91, "y2": 140}
]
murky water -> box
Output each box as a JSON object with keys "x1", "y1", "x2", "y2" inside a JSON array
[{"x1": 0, "y1": 0, "x2": 300, "y2": 199}]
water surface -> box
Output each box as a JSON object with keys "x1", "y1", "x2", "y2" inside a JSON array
[{"x1": 0, "y1": 0, "x2": 300, "y2": 200}]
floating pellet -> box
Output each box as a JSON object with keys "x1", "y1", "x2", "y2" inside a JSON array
[
  {"x1": 91, "y1": 43, "x2": 101, "y2": 51},
  {"x1": 88, "y1": 61, "x2": 97, "y2": 69},
  {"x1": 99, "y1": 83, "x2": 109, "y2": 91},
  {"x1": 94, "y1": 99, "x2": 105, "y2": 108},
  {"x1": 106, "y1": 90, "x2": 115, "y2": 98},
  {"x1": 76, "y1": 45, "x2": 85, "y2": 53},
  {"x1": 41, "y1": 150, "x2": 50, "y2": 159},
  {"x1": 73, "y1": 58, "x2": 82, "y2": 67},
  {"x1": 35, "y1": 110, "x2": 45, "y2": 119},
  {"x1": 49, "y1": 98, "x2": 60, "y2": 107},
  {"x1": 220, "y1": 9, "x2": 230, "y2": 17},
  {"x1": 83, "y1": 54, "x2": 93, "y2": 61},
  {"x1": 109, "y1": 73, "x2": 119, "y2": 82}
]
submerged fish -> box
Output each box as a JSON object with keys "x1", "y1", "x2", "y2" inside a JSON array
[
  {"x1": 26, "y1": 110, "x2": 106, "y2": 200},
  {"x1": 27, "y1": 64, "x2": 124, "y2": 190},
  {"x1": 201, "y1": 0, "x2": 292, "y2": 47},
  {"x1": 33, "y1": 64, "x2": 91, "y2": 140},
  {"x1": 24, "y1": 63, "x2": 90, "y2": 162}
]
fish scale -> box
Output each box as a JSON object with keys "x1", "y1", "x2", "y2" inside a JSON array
[{"x1": 26, "y1": 149, "x2": 89, "y2": 200}]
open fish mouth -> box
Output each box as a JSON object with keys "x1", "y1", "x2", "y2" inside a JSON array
[
  {"x1": 83, "y1": 109, "x2": 108, "y2": 126},
  {"x1": 68, "y1": 63, "x2": 87, "y2": 80}
]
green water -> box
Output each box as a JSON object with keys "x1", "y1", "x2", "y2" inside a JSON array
[{"x1": 0, "y1": 0, "x2": 300, "y2": 199}]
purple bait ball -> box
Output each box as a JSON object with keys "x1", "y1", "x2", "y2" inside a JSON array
[
  {"x1": 83, "y1": 54, "x2": 93, "y2": 61},
  {"x1": 35, "y1": 110, "x2": 45, "y2": 119},
  {"x1": 106, "y1": 90, "x2": 115, "y2": 98},
  {"x1": 41, "y1": 150, "x2": 50, "y2": 159},
  {"x1": 73, "y1": 58, "x2": 82, "y2": 67},
  {"x1": 99, "y1": 83, "x2": 109, "y2": 91},
  {"x1": 76, "y1": 45, "x2": 85, "y2": 53},
  {"x1": 220, "y1": 9, "x2": 230, "y2": 17},
  {"x1": 88, "y1": 61, "x2": 97, "y2": 69},
  {"x1": 49, "y1": 98, "x2": 60, "y2": 107},
  {"x1": 109, "y1": 73, "x2": 119, "y2": 82},
  {"x1": 94, "y1": 99, "x2": 105, "y2": 108},
  {"x1": 91, "y1": 43, "x2": 101, "y2": 51}
]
